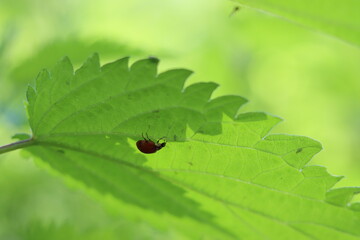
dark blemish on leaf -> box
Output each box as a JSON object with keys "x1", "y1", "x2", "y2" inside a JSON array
[
  {"x1": 296, "y1": 148, "x2": 303, "y2": 153},
  {"x1": 152, "y1": 109, "x2": 159, "y2": 113},
  {"x1": 148, "y1": 56, "x2": 159, "y2": 63},
  {"x1": 229, "y1": 6, "x2": 241, "y2": 17},
  {"x1": 188, "y1": 162, "x2": 193, "y2": 166},
  {"x1": 174, "y1": 135, "x2": 177, "y2": 141},
  {"x1": 57, "y1": 149, "x2": 65, "y2": 154}
]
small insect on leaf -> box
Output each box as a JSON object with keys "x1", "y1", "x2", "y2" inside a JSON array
[{"x1": 136, "y1": 134, "x2": 166, "y2": 154}]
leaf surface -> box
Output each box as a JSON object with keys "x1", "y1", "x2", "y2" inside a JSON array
[{"x1": 22, "y1": 55, "x2": 360, "y2": 239}]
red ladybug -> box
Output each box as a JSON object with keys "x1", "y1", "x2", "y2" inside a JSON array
[{"x1": 136, "y1": 134, "x2": 166, "y2": 154}]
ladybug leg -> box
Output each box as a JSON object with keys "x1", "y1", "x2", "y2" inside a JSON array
[
  {"x1": 145, "y1": 132, "x2": 152, "y2": 141},
  {"x1": 142, "y1": 133, "x2": 149, "y2": 141}
]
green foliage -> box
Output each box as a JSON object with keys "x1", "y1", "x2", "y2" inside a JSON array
[
  {"x1": 234, "y1": 0, "x2": 360, "y2": 46},
  {"x1": 14, "y1": 55, "x2": 360, "y2": 239}
]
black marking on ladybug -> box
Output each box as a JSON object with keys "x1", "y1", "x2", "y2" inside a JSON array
[{"x1": 136, "y1": 133, "x2": 166, "y2": 154}]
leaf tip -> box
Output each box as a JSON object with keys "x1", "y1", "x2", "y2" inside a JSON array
[{"x1": 83, "y1": 52, "x2": 101, "y2": 67}]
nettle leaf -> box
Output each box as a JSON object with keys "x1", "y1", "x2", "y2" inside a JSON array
[{"x1": 22, "y1": 55, "x2": 360, "y2": 239}]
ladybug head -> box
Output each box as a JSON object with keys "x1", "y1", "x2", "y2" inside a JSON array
[{"x1": 155, "y1": 140, "x2": 166, "y2": 150}]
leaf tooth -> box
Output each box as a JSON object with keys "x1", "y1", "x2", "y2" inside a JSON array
[
  {"x1": 235, "y1": 113, "x2": 282, "y2": 139},
  {"x1": 290, "y1": 166, "x2": 343, "y2": 199},
  {"x1": 206, "y1": 95, "x2": 248, "y2": 119},
  {"x1": 326, "y1": 187, "x2": 360, "y2": 207},
  {"x1": 101, "y1": 56, "x2": 129, "y2": 73},
  {"x1": 73, "y1": 53, "x2": 101, "y2": 88},
  {"x1": 52, "y1": 56, "x2": 74, "y2": 78},
  {"x1": 49, "y1": 56, "x2": 75, "y2": 104},
  {"x1": 256, "y1": 134, "x2": 322, "y2": 169},
  {"x1": 181, "y1": 82, "x2": 219, "y2": 110},
  {"x1": 130, "y1": 57, "x2": 159, "y2": 78},
  {"x1": 302, "y1": 165, "x2": 343, "y2": 190},
  {"x1": 35, "y1": 69, "x2": 51, "y2": 92},
  {"x1": 157, "y1": 69, "x2": 193, "y2": 90}
]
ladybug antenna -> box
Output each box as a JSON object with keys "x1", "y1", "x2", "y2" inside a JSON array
[{"x1": 157, "y1": 136, "x2": 167, "y2": 143}]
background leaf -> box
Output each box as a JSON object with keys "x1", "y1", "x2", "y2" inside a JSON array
[
  {"x1": 234, "y1": 0, "x2": 360, "y2": 46},
  {"x1": 19, "y1": 55, "x2": 360, "y2": 239}
]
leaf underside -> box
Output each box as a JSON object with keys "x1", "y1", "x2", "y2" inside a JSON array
[{"x1": 21, "y1": 54, "x2": 360, "y2": 239}]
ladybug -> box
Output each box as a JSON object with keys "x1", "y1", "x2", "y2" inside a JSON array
[{"x1": 136, "y1": 134, "x2": 166, "y2": 154}]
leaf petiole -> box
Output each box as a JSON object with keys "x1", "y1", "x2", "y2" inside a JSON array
[{"x1": 0, "y1": 138, "x2": 36, "y2": 155}]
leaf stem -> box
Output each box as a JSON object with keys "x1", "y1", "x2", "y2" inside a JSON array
[{"x1": 0, "y1": 138, "x2": 36, "y2": 155}]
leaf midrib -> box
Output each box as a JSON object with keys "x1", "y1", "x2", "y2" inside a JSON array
[{"x1": 36, "y1": 137, "x2": 322, "y2": 204}]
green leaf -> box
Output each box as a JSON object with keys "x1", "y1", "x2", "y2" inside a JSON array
[
  {"x1": 21, "y1": 55, "x2": 359, "y2": 239},
  {"x1": 326, "y1": 187, "x2": 360, "y2": 207},
  {"x1": 234, "y1": 0, "x2": 360, "y2": 46}
]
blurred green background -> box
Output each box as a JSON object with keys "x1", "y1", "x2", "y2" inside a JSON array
[{"x1": 1, "y1": 0, "x2": 359, "y2": 239}]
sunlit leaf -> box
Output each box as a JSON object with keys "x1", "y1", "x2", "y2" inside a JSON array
[{"x1": 17, "y1": 55, "x2": 360, "y2": 239}]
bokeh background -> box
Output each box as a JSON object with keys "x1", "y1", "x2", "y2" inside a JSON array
[{"x1": 1, "y1": 0, "x2": 359, "y2": 239}]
